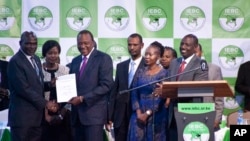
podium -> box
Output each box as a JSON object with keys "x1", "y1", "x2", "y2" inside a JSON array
[
  {"x1": 162, "y1": 80, "x2": 234, "y2": 99},
  {"x1": 162, "y1": 80, "x2": 233, "y2": 141}
]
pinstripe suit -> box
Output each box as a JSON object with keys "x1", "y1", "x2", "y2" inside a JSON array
[{"x1": 167, "y1": 55, "x2": 208, "y2": 140}]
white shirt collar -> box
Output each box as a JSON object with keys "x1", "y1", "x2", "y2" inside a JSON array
[
  {"x1": 182, "y1": 54, "x2": 195, "y2": 64},
  {"x1": 129, "y1": 56, "x2": 142, "y2": 72},
  {"x1": 130, "y1": 56, "x2": 142, "y2": 65}
]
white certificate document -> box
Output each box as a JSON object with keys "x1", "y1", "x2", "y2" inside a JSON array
[{"x1": 56, "y1": 74, "x2": 77, "y2": 103}]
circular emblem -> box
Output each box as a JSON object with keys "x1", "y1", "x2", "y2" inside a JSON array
[
  {"x1": 104, "y1": 6, "x2": 129, "y2": 31},
  {"x1": 219, "y1": 6, "x2": 244, "y2": 32},
  {"x1": 66, "y1": 45, "x2": 80, "y2": 64},
  {"x1": 218, "y1": 45, "x2": 244, "y2": 70},
  {"x1": 0, "y1": 6, "x2": 15, "y2": 31},
  {"x1": 0, "y1": 44, "x2": 14, "y2": 60},
  {"x1": 183, "y1": 121, "x2": 210, "y2": 141},
  {"x1": 106, "y1": 44, "x2": 129, "y2": 70},
  {"x1": 142, "y1": 6, "x2": 167, "y2": 31},
  {"x1": 66, "y1": 6, "x2": 91, "y2": 31},
  {"x1": 180, "y1": 6, "x2": 206, "y2": 32},
  {"x1": 28, "y1": 6, "x2": 53, "y2": 31}
]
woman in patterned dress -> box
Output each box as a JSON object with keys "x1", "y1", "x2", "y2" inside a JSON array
[{"x1": 127, "y1": 41, "x2": 169, "y2": 141}]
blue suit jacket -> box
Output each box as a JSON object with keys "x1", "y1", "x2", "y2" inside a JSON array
[
  {"x1": 70, "y1": 49, "x2": 114, "y2": 125},
  {"x1": 7, "y1": 50, "x2": 45, "y2": 127}
]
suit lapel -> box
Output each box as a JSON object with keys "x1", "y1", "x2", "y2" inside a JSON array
[
  {"x1": 122, "y1": 60, "x2": 130, "y2": 88},
  {"x1": 175, "y1": 58, "x2": 183, "y2": 80},
  {"x1": 74, "y1": 56, "x2": 82, "y2": 79},
  {"x1": 178, "y1": 56, "x2": 197, "y2": 81},
  {"x1": 18, "y1": 51, "x2": 42, "y2": 83}
]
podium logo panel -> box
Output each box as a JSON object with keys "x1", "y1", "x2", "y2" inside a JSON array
[{"x1": 183, "y1": 121, "x2": 210, "y2": 141}]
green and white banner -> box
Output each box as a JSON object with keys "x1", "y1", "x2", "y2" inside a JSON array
[{"x1": 0, "y1": 0, "x2": 249, "y2": 117}]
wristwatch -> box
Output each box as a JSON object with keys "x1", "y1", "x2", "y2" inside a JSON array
[{"x1": 146, "y1": 110, "x2": 152, "y2": 116}]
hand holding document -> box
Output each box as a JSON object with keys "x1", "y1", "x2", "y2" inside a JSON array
[{"x1": 56, "y1": 74, "x2": 77, "y2": 103}]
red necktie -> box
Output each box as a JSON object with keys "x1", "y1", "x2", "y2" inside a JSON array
[
  {"x1": 176, "y1": 61, "x2": 186, "y2": 80},
  {"x1": 78, "y1": 56, "x2": 87, "y2": 79}
]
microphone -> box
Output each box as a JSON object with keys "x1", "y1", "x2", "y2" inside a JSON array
[
  {"x1": 119, "y1": 59, "x2": 208, "y2": 95},
  {"x1": 200, "y1": 59, "x2": 208, "y2": 71}
]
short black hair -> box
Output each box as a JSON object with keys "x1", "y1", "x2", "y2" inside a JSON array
[
  {"x1": 183, "y1": 34, "x2": 198, "y2": 47},
  {"x1": 77, "y1": 30, "x2": 94, "y2": 42},
  {"x1": 150, "y1": 41, "x2": 164, "y2": 57},
  {"x1": 128, "y1": 33, "x2": 143, "y2": 43},
  {"x1": 42, "y1": 40, "x2": 61, "y2": 57},
  {"x1": 19, "y1": 31, "x2": 37, "y2": 45},
  {"x1": 164, "y1": 46, "x2": 177, "y2": 58}
]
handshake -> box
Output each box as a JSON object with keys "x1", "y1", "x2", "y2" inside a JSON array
[{"x1": 46, "y1": 100, "x2": 59, "y2": 113}]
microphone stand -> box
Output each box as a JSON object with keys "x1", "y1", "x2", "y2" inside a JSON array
[
  {"x1": 152, "y1": 66, "x2": 200, "y2": 140},
  {"x1": 152, "y1": 91, "x2": 155, "y2": 141},
  {"x1": 120, "y1": 60, "x2": 207, "y2": 140},
  {"x1": 119, "y1": 66, "x2": 201, "y2": 95}
]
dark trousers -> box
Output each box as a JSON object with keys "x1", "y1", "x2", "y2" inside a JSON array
[
  {"x1": 168, "y1": 116, "x2": 178, "y2": 141},
  {"x1": 11, "y1": 126, "x2": 42, "y2": 141},
  {"x1": 73, "y1": 124, "x2": 103, "y2": 141},
  {"x1": 114, "y1": 119, "x2": 129, "y2": 141}
]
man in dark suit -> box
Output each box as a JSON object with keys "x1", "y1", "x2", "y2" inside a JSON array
[
  {"x1": 7, "y1": 31, "x2": 58, "y2": 141},
  {"x1": 106, "y1": 33, "x2": 145, "y2": 141},
  {"x1": 155, "y1": 34, "x2": 208, "y2": 141},
  {"x1": 68, "y1": 30, "x2": 114, "y2": 141},
  {"x1": 235, "y1": 61, "x2": 250, "y2": 111},
  {"x1": 0, "y1": 60, "x2": 9, "y2": 111}
]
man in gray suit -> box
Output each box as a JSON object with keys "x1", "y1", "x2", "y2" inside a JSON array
[
  {"x1": 68, "y1": 30, "x2": 114, "y2": 141},
  {"x1": 196, "y1": 43, "x2": 224, "y2": 130},
  {"x1": 155, "y1": 34, "x2": 208, "y2": 141},
  {"x1": 7, "y1": 31, "x2": 58, "y2": 141},
  {"x1": 106, "y1": 33, "x2": 145, "y2": 141}
]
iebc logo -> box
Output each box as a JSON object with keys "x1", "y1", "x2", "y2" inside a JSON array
[
  {"x1": 66, "y1": 6, "x2": 91, "y2": 31},
  {"x1": 142, "y1": 6, "x2": 167, "y2": 31},
  {"x1": 28, "y1": 6, "x2": 53, "y2": 31},
  {"x1": 0, "y1": 6, "x2": 15, "y2": 31}
]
